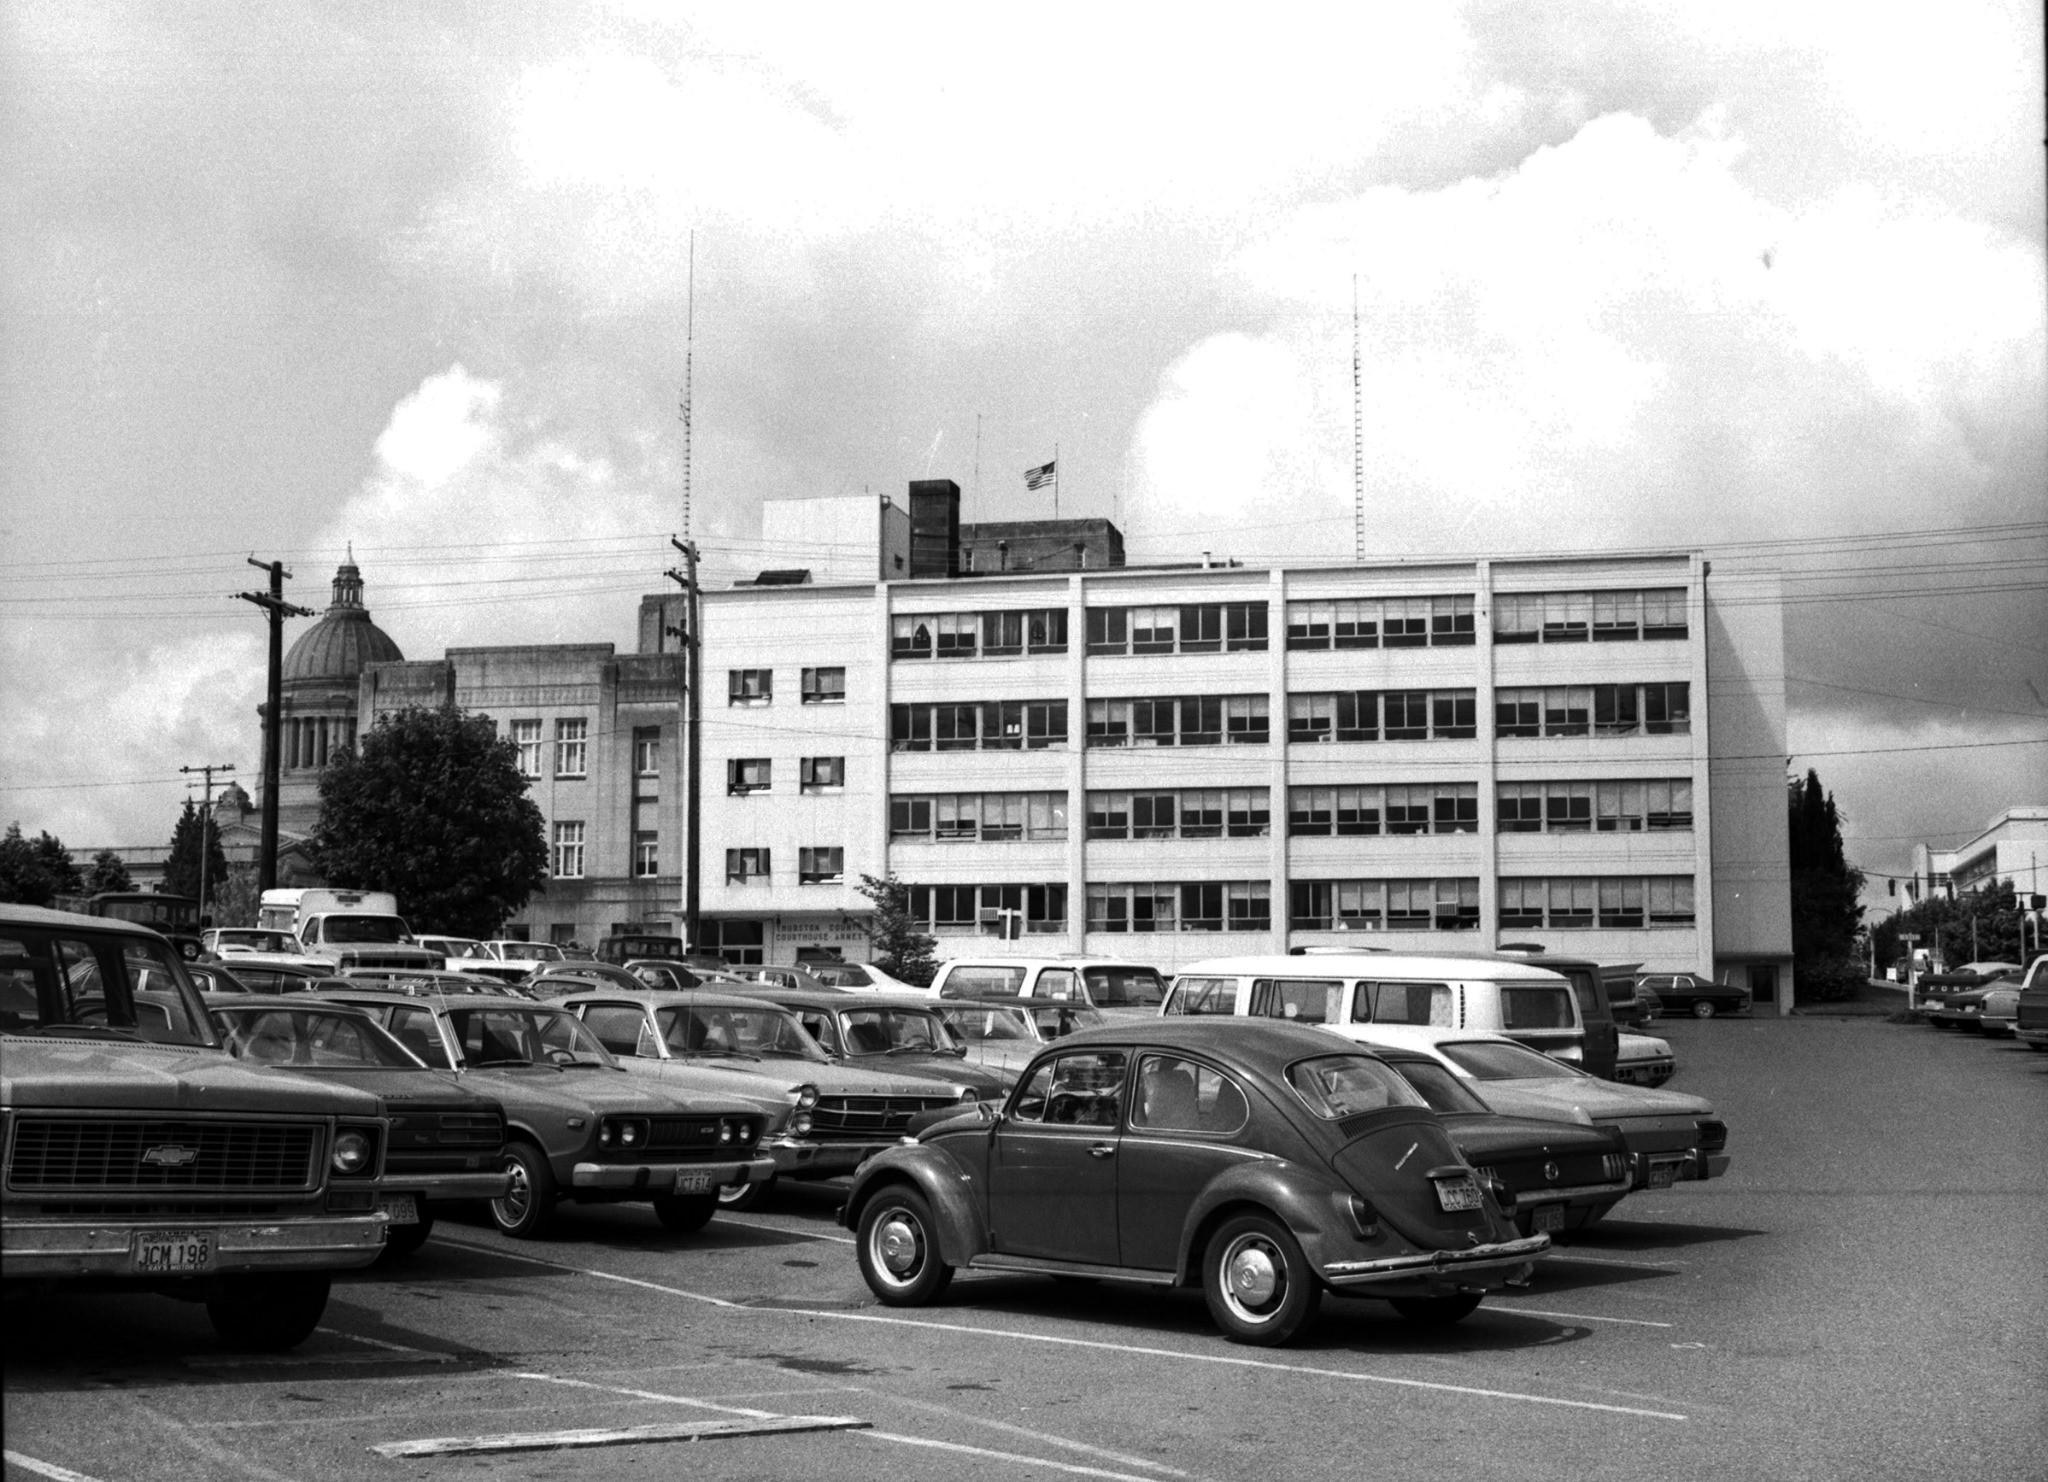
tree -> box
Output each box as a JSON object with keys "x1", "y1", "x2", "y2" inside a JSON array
[
  {"x1": 1880, "y1": 878, "x2": 2023, "y2": 973},
  {"x1": 310, "y1": 706, "x2": 549, "y2": 939},
  {"x1": 211, "y1": 864, "x2": 262, "y2": 929},
  {"x1": 163, "y1": 798, "x2": 228, "y2": 906},
  {"x1": 856, "y1": 873, "x2": 939, "y2": 987},
  {"x1": 1787, "y1": 769, "x2": 1866, "y2": 1001},
  {"x1": 86, "y1": 848, "x2": 134, "y2": 894},
  {"x1": 0, "y1": 824, "x2": 83, "y2": 907}
]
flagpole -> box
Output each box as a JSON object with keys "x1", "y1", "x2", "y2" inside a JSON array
[{"x1": 1053, "y1": 441, "x2": 1059, "y2": 519}]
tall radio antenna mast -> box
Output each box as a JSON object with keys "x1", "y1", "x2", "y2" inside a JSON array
[
  {"x1": 681, "y1": 231, "x2": 695, "y2": 539},
  {"x1": 1351, "y1": 274, "x2": 1364, "y2": 564}
]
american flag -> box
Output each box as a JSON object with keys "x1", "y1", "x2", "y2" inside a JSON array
[{"x1": 1024, "y1": 460, "x2": 1056, "y2": 490}]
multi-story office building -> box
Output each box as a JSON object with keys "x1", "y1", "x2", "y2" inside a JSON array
[{"x1": 696, "y1": 485, "x2": 1795, "y2": 1009}]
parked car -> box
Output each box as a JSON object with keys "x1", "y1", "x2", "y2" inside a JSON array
[
  {"x1": 1917, "y1": 960, "x2": 2024, "y2": 993},
  {"x1": 2, "y1": 903, "x2": 390, "y2": 1350},
  {"x1": 1490, "y1": 947, "x2": 1622, "y2": 1079},
  {"x1": 209, "y1": 997, "x2": 510, "y2": 1258},
  {"x1": 309, "y1": 987, "x2": 773, "y2": 1238},
  {"x1": 484, "y1": 940, "x2": 566, "y2": 966},
  {"x1": 928, "y1": 957, "x2": 1168, "y2": 1023},
  {"x1": 1977, "y1": 981, "x2": 2025, "y2": 1037},
  {"x1": 208, "y1": 954, "x2": 354, "y2": 996},
  {"x1": 200, "y1": 927, "x2": 300, "y2": 958},
  {"x1": 623, "y1": 959, "x2": 750, "y2": 991},
  {"x1": 595, "y1": 932, "x2": 689, "y2": 965},
  {"x1": 932, "y1": 997, "x2": 1111, "y2": 1078},
  {"x1": 2012, "y1": 956, "x2": 2048, "y2": 1051},
  {"x1": 187, "y1": 960, "x2": 255, "y2": 995},
  {"x1": 805, "y1": 961, "x2": 921, "y2": 993},
  {"x1": 556, "y1": 989, "x2": 981, "y2": 1210},
  {"x1": 1370, "y1": 1047, "x2": 1633, "y2": 1237},
  {"x1": 1613, "y1": 1031, "x2": 1676, "y2": 1087},
  {"x1": 527, "y1": 963, "x2": 663, "y2": 997},
  {"x1": 724, "y1": 964, "x2": 836, "y2": 993},
  {"x1": 1924, "y1": 971, "x2": 2023, "y2": 1031},
  {"x1": 1604, "y1": 972, "x2": 1660, "y2": 1028},
  {"x1": 414, "y1": 934, "x2": 485, "y2": 964},
  {"x1": 341, "y1": 967, "x2": 527, "y2": 998},
  {"x1": 842, "y1": 1019, "x2": 1550, "y2": 1344},
  {"x1": 731, "y1": 989, "x2": 1016, "y2": 1100},
  {"x1": 1633, "y1": 971, "x2": 1750, "y2": 1019}
]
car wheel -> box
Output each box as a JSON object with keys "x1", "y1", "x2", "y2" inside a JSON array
[
  {"x1": 1202, "y1": 1213, "x2": 1319, "y2": 1347},
  {"x1": 379, "y1": 1213, "x2": 435, "y2": 1260},
  {"x1": 489, "y1": 1143, "x2": 557, "y2": 1239},
  {"x1": 207, "y1": 1273, "x2": 330, "y2": 1351},
  {"x1": 716, "y1": 1174, "x2": 776, "y2": 1212},
  {"x1": 1390, "y1": 1292, "x2": 1484, "y2": 1326},
  {"x1": 856, "y1": 1186, "x2": 953, "y2": 1307},
  {"x1": 1691, "y1": 1001, "x2": 1717, "y2": 1020},
  {"x1": 653, "y1": 1194, "x2": 717, "y2": 1234}
]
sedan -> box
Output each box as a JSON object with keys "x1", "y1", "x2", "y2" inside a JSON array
[
  {"x1": 736, "y1": 989, "x2": 1016, "y2": 1101},
  {"x1": 842, "y1": 1020, "x2": 1549, "y2": 1346},
  {"x1": 1634, "y1": 972, "x2": 1750, "y2": 1019},
  {"x1": 933, "y1": 997, "x2": 1112, "y2": 1078}
]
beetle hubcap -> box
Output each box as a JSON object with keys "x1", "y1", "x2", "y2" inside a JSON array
[
  {"x1": 1226, "y1": 1242, "x2": 1279, "y2": 1307},
  {"x1": 877, "y1": 1215, "x2": 922, "y2": 1277}
]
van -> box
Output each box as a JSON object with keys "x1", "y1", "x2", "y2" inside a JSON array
[
  {"x1": 1161, "y1": 953, "x2": 1587, "y2": 1064},
  {"x1": 926, "y1": 956, "x2": 1168, "y2": 1022}
]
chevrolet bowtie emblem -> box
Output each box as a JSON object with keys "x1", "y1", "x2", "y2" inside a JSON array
[{"x1": 142, "y1": 1145, "x2": 199, "y2": 1167}]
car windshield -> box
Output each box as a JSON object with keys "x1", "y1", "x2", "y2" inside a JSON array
[
  {"x1": 1439, "y1": 1040, "x2": 1585, "y2": 1082},
  {"x1": 447, "y1": 1006, "x2": 614, "y2": 1067},
  {"x1": 215, "y1": 1007, "x2": 422, "y2": 1068},
  {"x1": 214, "y1": 929, "x2": 293, "y2": 953},
  {"x1": 1387, "y1": 1059, "x2": 1490, "y2": 1114},
  {"x1": 498, "y1": 943, "x2": 559, "y2": 961},
  {"x1": 192, "y1": 965, "x2": 253, "y2": 994},
  {"x1": 1084, "y1": 966, "x2": 1166, "y2": 1007},
  {"x1": 1286, "y1": 1055, "x2": 1428, "y2": 1118},
  {"x1": 938, "y1": 1005, "x2": 1037, "y2": 1042},
  {"x1": 324, "y1": 915, "x2": 408, "y2": 944},
  {"x1": 810, "y1": 965, "x2": 871, "y2": 988},
  {"x1": 656, "y1": 1004, "x2": 825, "y2": 1061},
  {"x1": 1, "y1": 927, "x2": 218, "y2": 1046},
  {"x1": 841, "y1": 1007, "x2": 955, "y2": 1054}
]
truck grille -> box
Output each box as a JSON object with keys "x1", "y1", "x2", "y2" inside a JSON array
[
  {"x1": 810, "y1": 1096, "x2": 956, "y2": 1140},
  {"x1": 7, "y1": 1118, "x2": 321, "y2": 1193}
]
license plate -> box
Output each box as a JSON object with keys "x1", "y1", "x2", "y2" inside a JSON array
[
  {"x1": 376, "y1": 1194, "x2": 419, "y2": 1225},
  {"x1": 1530, "y1": 1204, "x2": 1566, "y2": 1233},
  {"x1": 1647, "y1": 1163, "x2": 1678, "y2": 1189},
  {"x1": 673, "y1": 1169, "x2": 713, "y2": 1195},
  {"x1": 131, "y1": 1230, "x2": 214, "y2": 1275},
  {"x1": 1433, "y1": 1176, "x2": 1483, "y2": 1213}
]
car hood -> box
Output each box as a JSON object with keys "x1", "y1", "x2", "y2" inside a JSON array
[
  {"x1": 839, "y1": 1053, "x2": 1012, "y2": 1096},
  {"x1": 1434, "y1": 1111, "x2": 1622, "y2": 1162},
  {"x1": 455, "y1": 1063, "x2": 756, "y2": 1118},
  {"x1": 1, "y1": 1036, "x2": 385, "y2": 1116},
  {"x1": 239, "y1": 1064, "x2": 498, "y2": 1115},
  {"x1": 660, "y1": 1054, "x2": 955, "y2": 1100},
  {"x1": 612, "y1": 1057, "x2": 797, "y2": 1114}
]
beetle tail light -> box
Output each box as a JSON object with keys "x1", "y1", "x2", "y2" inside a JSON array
[{"x1": 1346, "y1": 1194, "x2": 1380, "y2": 1240}]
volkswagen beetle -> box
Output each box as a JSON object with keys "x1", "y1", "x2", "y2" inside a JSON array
[{"x1": 840, "y1": 1020, "x2": 1548, "y2": 1346}]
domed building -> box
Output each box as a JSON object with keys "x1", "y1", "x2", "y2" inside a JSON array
[{"x1": 264, "y1": 556, "x2": 404, "y2": 836}]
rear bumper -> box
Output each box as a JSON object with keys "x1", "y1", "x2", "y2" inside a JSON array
[
  {"x1": 1508, "y1": 1178, "x2": 1632, "y2": 1212},
  {"x1": 2, "y1": 1215, "x2": 388, "y2": 1278},
  {"x1": 1631, "y1": 1149, "x2": 1728, "y2": 1188},
  {"x1": 569, "y1": 1154, "x2": 777, "y2": 1192},
  {"x1": 1321, "y1": 1233, "x2": 1551, "y2": 1291}
]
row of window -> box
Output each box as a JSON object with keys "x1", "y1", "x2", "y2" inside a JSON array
[
  {"x1": 726, "y1": 757, "x2": 844, "y2": 794},
  {"x1": 1494, "y1": 589, "x2": 1687, "y2": 644},
  {"x1": 1287, "y1": 690, "x2": 1475, "y2": 742},
  {"x1": 1498, "y1": 875, "x2": 1697, "y2": 927},
  {"x1": 728, "y1": 668, "x2": 844, "y2": 706},
  {"x1": 1085, "y1": 603, "x2": 1270, "y2": 656},
  {"x1": 1498, "y1": 779, "x2": 1693, "y2": 832},
  {"x1": 1495, "y1": 684, "x2": 1691, "y2": 737},
  {"x1": 1086, "y1": 881, "x2": 1273, "y2": 933},
  {"x1": 890, "y1": 700, "x2": 1071, "y2": 751},
  {"x1": 551, "y1": 821, "x2": 661, "y2": 880},
  {"x1": 891, "y1": 792, "x2": 1070, "y2": 842},
  {"x1": 510, "y1": 720, "x2": 664, "y2": 781},
  {"x1": 1285, "y1": 596, "x2": 1474, "y2": 650},
  {"x1": 724, "y1": 847, "x2": 846, "y2": 885},
  {"x1": 1287, "y1": 875, "x2": 1696, "y2": 930},
  {"x1": 892, "y1": 610, "x2": 1067, "y2": 659}
]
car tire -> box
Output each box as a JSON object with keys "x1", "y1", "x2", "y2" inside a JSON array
[
  {"x1": 1390, "y1": 1292, "x2": 1484, "y2": 1326},
  {"x1": 716, "y1": 1174, "x2": 776, "y2": 1212},
  {"x1": 856, "y1": 1186, "x2": 953, "y2": 1307},
  {"x1": 489, "y1": 1143, "x2": 557, "y2": 1239},
  {"x1": 653, "y1": 1194, "x2": 717, "y2": 1234},
  {"x1": 1202, "y1": 1212, "x2": 1319, "y2": 1347},
  {"x1": 1691, "y1": 1001, "x2": 1717, "y2": 1020},
  {"x1": 207, "y1": 1273, "x2": 330, "y2": 1351},
  {"x1": 380, "y1": 1213, "x2": 435, "y2": 1260}
]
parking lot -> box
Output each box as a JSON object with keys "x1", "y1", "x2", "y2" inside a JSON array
[{"x1": 6, "y1": 1013, "x2": 2044, "y2": 1482}]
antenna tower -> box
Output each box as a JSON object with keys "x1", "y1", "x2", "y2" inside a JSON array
[
  {"x1": 681, "y1": 231, "x2": 695, "y2": 539},
  {"x1": 1352, "y1": 274, "x2": 1364, "y2": 564}
]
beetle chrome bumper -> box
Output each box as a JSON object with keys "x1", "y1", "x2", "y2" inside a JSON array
[
  {"x1": 1320, "y1": 1233, "x2": 1552, "y2": 1289},
  {"x1": 569, "y1": 1154, "x2": 777, "y2": 1191},
  {"x1": 2, "y1": 1215, "x2": 388, "y2": 1279}
]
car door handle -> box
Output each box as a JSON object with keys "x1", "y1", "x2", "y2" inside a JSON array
[{"x1": 1088, "y1": 1142, "x2": 1116, "y2": 1159}]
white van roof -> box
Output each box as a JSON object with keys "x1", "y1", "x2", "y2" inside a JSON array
[{"x1": 1176, "y1": 954, "x2": 1571, "y2": 983}]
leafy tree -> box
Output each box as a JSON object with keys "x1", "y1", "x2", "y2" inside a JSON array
[
  {"x1": 163, "y1": 798, "x2": 228, "y2": 906},
  {"x1": 1878, "y1": 878, "x2": 2025, "y2": 973},
  {"x1": 856, "y1": 872, "x2": 939, "y2": 987},
  {"x1": 211, "y1": 864, "x2": 262, "y2": 929},
  {"x1": 1787, "y1": 770, "x2": 1866, "y2": 1001},
  {"x1": 86, "y1": 848, "x2": 134, "y2": 894},
  {"x1": 311, "y1": 706, "x2": 548, "y2": 940},
  {"x1": 0, "y1": 823, "x2": 83, "y2": 906}
]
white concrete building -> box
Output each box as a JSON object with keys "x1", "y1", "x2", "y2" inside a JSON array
[
  {"x1": 1909, "y1": 806, "x2": 2048, "y2": 900},
  {"x1": 694, "y1": 488, "x2": 1795, "y2": 1009}
]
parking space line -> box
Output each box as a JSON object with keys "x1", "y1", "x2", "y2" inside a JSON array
[
  {"x1": 313, "y1": 1327, "x2": 433, "y2": 1353},
  {"x1": 860, "y1": 1430, "x2": 1192, "y2": 1482},
  {"x1": 718, "y1": 1215, "x2": 857, "y2": 1245},
  {"x1": 862, "y1": 1391, "x2": 1190, "y2": 1477},
  {"x1": 1487, "y1": 1307, "x2": 1676, "y2": 1329},
  {"x1": 370, "y1": 1414, "x2": 869, "y2": 1459},
  {"x1": 4, "y1": 1451, "x2": 107, "y2": 1482},
  {"x1": 511, "y1": 1371, "x2": 781, "y2": 1419},
  {"x1": 429, "y1": 1237, "x2": 742, "y2": 1306}
]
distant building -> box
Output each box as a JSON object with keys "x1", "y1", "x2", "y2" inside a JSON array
[
  {"x1": 267, "y1": 557, "x2": 404, "y2": 838},
  {"x1": 1909, "y1": 806, "x2": 2048, "y2": 900}
]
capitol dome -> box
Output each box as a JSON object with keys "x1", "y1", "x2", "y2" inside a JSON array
[{"x1": 282, "y1": 559, "x2": 403, "y2": 685}]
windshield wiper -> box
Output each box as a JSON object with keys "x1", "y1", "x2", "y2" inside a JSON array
[
  {"x1": 468, "y1": 1056, "x2": 547, "y2": 1069},
  {"x1": 37, "y1": 1023, "x2": 148, "y2": 1042},
  {"x1": 884, "y1": 1044, "x2": 936, "y2": 1055}
]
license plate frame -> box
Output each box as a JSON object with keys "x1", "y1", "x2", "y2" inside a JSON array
[
  {"x1": 375, "y1": 1193, "x2": 419, "y2": 1225},
  {"x1": 1529, "y1": 1203, "x2": 1566, "y2": 1234},
  {"x1": 1433, "y1": 1176, "x2": 1483, "y2": 1213},
  {"x1": 131, "y1": 1229, "x2": 214, "y2": 1275},
  {"x1": 673, "y1": 1169, "x2": 714, "y2": 1195},
  {"x1": 1647, "y1": 1162, "x2": 1679, "y2": 1190}
]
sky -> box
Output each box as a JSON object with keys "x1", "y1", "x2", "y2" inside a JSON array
[{"x1": 3, "y1": 0, "x2": 2044, "y2": 903}]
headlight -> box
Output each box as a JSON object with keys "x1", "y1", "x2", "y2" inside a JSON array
[
  {"x1": 332, "y1": 1129, "x2": 373, "y2": 1175},
  {"x1": 599, "y1": 1117, "x2": 649, "y2": 1150},
  {"x1": 791, "y1": 1111, "x2": 813, "y2": 1136},
  {"x1": 958, "y1": 1087, "x2": 977, "y2": 1104},
  {"x1": 718, "y1": 1120, "x2": 734, "y2": 1143},
  {"x1": 796, "y1": 1083, "x2": 819, "y2": 1109}
]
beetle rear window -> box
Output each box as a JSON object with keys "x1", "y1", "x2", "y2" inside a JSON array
[{"x1": 1285, "y1": 1055, "x2": 1427, "y2": 1118}]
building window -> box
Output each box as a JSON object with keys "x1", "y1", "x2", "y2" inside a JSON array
[
  {"x1": 555, "y1": 719, "x2": 588, "y2": 778},
  {"x1": 511, "y1": 720, "x2": 543, "y2": 779},
  {"x1": 802, "y1": 667, "x2": 846, "y2": 704},
  {"x1": 1085, "y1": 881, "x2": 1268, "y2": 934},
  {"x1": 729, "y1": 669, "x2": 772, "y2": 705},
  {"x1": 892, "y1": 792, "x2": 1068, "y2": 842},
  {"x1": 1288, "y1": 690, "x2": 1475, "y2": 743},
  {"x1": 1085, "y1": 695, "x2": 1264, "y2": 749},
  {"x1": 800, "y1": 756, "x2": 845, "y2": 792},
  {"x1": 1084, "y1": 603, "x2": 1270, "y2": 657},
  {"x1": 909, "y1": 883, "x2": 1067, "y2": 936},
  {"x1": 1494, "y1": 684, "x2": 1689, "y2": 739},
  {"x1": 1086, "y1": 789, "x2": 1269, "y2": 841},
  {"x1": 1495, "y1": 588, "x2": 1688, "y2": 644},
  {"x1": 633, "y1": 729, "x2": 661, "y2": 777},
  {"x1": 798, "y1": 847, "x2": 844, "y2": 885},
  {"x1": 890, "y1": 700, "x2": 1067, "y2": 752},
  {"x1": 1498, "y1": 779, "x2": 1694, "y2": 833},
  {"x1": 727, "y1": 758, "x2": 772, "y2": 795},
  {"x1": 699, "y1": 919, "x2": 765, "y2": 965},
  {"x1": 553, "y1": 821, "x2": 585, "y2": 879},
  {"x1": 1498, "y1": 876, "x2": 1695, "y2": 927},
  {"x1": 726, "y1": 848, "x2": 772, "y2": 884},
  {"x1": 633, "y1": 832, "x2": 658, "y2": 878},
  {"x1": 1288, "y1": 877, "x2": 1477, "y2": 931},
  {"x1": 891, "y1": 609, "x2": 1069, "y2": 660}
]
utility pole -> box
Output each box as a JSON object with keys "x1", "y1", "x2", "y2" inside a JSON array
[
  {"x1": 666, "y1": 539, "x2": 702, "y2": 953},
  {"x1": 179, "y1": 762, "x2": 236, "y2": 926},
  {"x1": 235, "y1": 559, "x2": 313, "y2": 893}
]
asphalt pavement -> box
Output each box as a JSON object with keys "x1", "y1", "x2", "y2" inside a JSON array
[{"x1": 6, "y1": 1013, "x2": 2044, "y2": 1482}]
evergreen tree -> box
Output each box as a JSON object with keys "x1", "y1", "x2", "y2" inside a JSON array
[
  {"x1": 86, "y1": 848, "x2": 134, "y2": 894},
  {"x1": 1787, "y1": 769, "x2": 1866, "y2": 1000},
  {"x1": 856, "y1": 873, "x2": 939, "y2": 987},
  {"x1": 163, "y1": 799, "x2": 228, "y2": 905},
  {"x1": 0, "y1": 823, "x2": 83, "y2": 906},
  {"x1": 311, "y1": 706, "x2": 549, "y2": 939}
]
